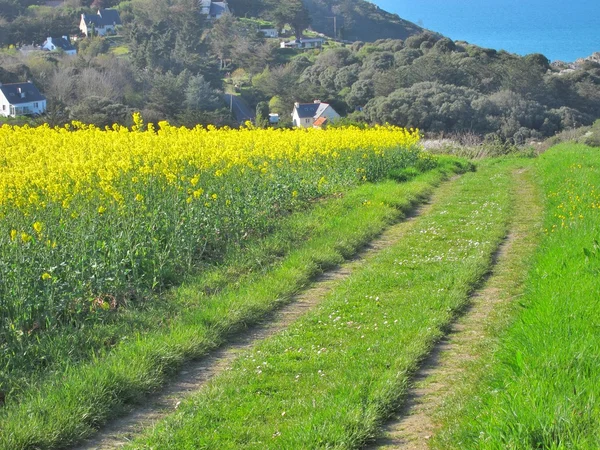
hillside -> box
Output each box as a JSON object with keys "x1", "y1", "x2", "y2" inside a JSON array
[
  {"x1": 302, "y1": 0, "x2": 424, "y2": 41},
  {"x1": 228, "y1": 0, "x2": 425, "y2": 41}
]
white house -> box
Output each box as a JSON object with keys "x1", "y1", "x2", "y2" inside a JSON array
[
  {"x1": 41, "y1": 36, "x2": 77, "y2": 55},
  {"x1": 0, "y1": 82, "x2": 47, "y2": 117},
  {"x1": 259, "y1": 27, "x2": 278, "y2": 38},
  {"x1": 292, "y1": 101, "x2": 340, "y2": 128},
  {"x1": 199, "y1": 0, "x2": 230, "y2": 20},
  {"x1": 79, "y1": 8, "x2": 122, "y2": 36},
  {"x1": 280, "y1": 38, "x2": 324, "y2": 50}
]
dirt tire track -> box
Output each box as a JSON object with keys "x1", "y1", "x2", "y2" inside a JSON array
[
  {"x1": 368, "y1": 167, "x2": 542, "y2": 449},
  {"x1": 73, "y1": 177, "x2": 462, "y2": 450}
]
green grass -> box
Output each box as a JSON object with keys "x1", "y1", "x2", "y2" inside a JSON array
[
  {"x1": 0, "y1": 159, "x2": 467, "y2": 450},
  {"x1": 111, "y1": 45, "x2": 129, "y2": 56},
  {"x1": 126, "y1": 160, "x2": 518, "y2": 448},
  {"x1": 434, "y1": 144, "x2": 600, "y2": 449}
]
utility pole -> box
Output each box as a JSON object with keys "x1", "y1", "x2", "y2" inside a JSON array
[{"x1": 327, "y1": 16, "x2": 337, "y2": 39}]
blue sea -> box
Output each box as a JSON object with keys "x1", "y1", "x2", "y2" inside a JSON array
[{"x1": 372, "y1": 0, "x2": 599, "y2": 62}]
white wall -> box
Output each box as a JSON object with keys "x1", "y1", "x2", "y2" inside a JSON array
[
  {"x1": 292, "y1": 110, "x2": 314, "y2": 128},
  {"x1": 0, "y1": 93, "x2": 10, "y2": 117},
  {"x1": 0, "y1": 97, "x2": 46, "y2": 117}
]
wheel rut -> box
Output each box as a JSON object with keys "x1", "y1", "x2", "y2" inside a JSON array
[
  {"x1": 73, "y1": 177, "x2": 461, "y2": 450},
  {"x1": 367, "y1": 167, "x2": 542, "y2": 450}
]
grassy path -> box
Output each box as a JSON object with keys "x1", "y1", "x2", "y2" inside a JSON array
[
  {"x1": 123, "y1": 160, "x2": 518, "y2": 449},
  {"x1": 0, "y1": 163, "x2": 468, "y2": 450},
  {"x1": 73, "y1": 189, "x2": 447, "y2": 450},
  {"x1": 370, "y1": 164, "x2": 543, "y2": 449}
]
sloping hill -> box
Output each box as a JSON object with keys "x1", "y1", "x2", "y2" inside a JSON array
[
  {"x1": 303, "y1": 0, "x2": 424, "y2": 41},
  {"x1": 228, "y1": 0, "x2": 424, "y2": 42}
]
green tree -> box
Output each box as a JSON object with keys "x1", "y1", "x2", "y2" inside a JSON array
[
  {"x1": 184, "y1": 74, "x2": 221, "y2": 111},
  {"x1": 209, "y1": 14, "x2": 237, "y2": 69},
  {"x1": 267, "y1": 0, "x2": 309, "y2": 37},
  {"x1": 268, "y1": 95, "x2": 287, "y2": 116},
  {"x1": 255, "y1": 101, "x2": 269, "y2": 127},
  {"x1": 68, "y1": 96, "x2": 128, "y2": 127}
]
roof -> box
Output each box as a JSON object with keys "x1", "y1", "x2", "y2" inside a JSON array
[
  {"x1": 98, "y1": 8, "x2": 121, "y2": 26},
  {"x1": 294, "y1": 103, "x2": 320, "y2": 119},
  {"x1": 209, "y1": 2, "x2": 229, "y2": 16},
  {"x1": 294, "y1": 102, "x2": 329, "y2": 119},
  {"x1": 44, "y1": 37, "x2": 76, "y2": 52},
  {"x1": 294, "y1": 102, "x2": 337, "y2": 121},
  {"x1": 83, "y1": 8, "x2": 121, "y2": 27},
  {"x1": 294, "y1": 102, "x2": 332, "y2": 119},
  {"x1": 314, "y1": 103, "x2": 330, "y2": 118},
  {"x1": 0, "y1": 82, "x2": 46, "y2": 105},
  {"x1": 313, "y1": 117, "x2": 328, "y2": 127},
  {"x1": 83, "y1": 14, "x2": 101, "y2": 27}
]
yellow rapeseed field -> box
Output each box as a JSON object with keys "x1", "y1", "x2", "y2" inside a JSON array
[
  {"x1": 0, "y1": 115, "x2": 421, "y2": 212},
  {"x1": 0, "y1": 116, "x2": 425, "y2": 343}
]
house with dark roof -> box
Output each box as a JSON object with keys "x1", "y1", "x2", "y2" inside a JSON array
[
  {"x1": 199, "y1": 0, "x2": 230, "y2": 20},
  {"x1": 0, "y1": 82, "x2": 47, "y2": 117},
  {"x1": 41, "y1": 36, "x2": 77, "y2": 55},
  {"x1": 80, "y1": 8, "x2": 122, "y2": 36},
  {"x1": 292, "y1": 101, "x2": 340, "y2": 128}
]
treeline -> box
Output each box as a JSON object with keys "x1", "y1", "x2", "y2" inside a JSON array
[{"x1": 248, "y1": 34, "x2": 600, "y2": 141}]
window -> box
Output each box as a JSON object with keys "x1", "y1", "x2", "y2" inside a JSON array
[
  {"x1": 305, "y1": 119, "x2": 310, "y2": 124},
  {"x1": 2, "y1": 105, "x2": 5, "y2": 111},
  {"x1": 34, "y1": 102, "x2": 39, "y2": 108}
]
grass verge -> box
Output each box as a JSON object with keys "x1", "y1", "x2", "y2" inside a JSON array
[
  {"x1": 126, "y1": 160, "x2": 517, "y2": 449},
  {"x1": 434, "y1": 144, "x2": 600, "y2": 448},
  {"x1": 0, "y1": 158, "x2": 467, "y2": 450}
]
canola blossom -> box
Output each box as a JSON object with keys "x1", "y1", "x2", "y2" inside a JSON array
[{"x1": 0, "y1": 116, "x2": 425, "y2": 347}]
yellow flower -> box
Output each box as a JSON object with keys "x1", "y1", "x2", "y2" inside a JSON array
[
  {"x1": 292, "y1": 190, "x2": 298, "y2": 197},
  {"x1": 98, "y1": 205, "x2": 106, "y2": 214},
  {"x1": 41, "y1": 272, "x2": 52, "y2": 281},
  {"x1": 10, "y1": 229, "x2": 17, "y2": 241},
  {"x1": 21, "y1": 232, "x2": 32, "y2": 243},
  {"x1": 33, "y1": 221, "x2": 43, "y2": 235},
  {"x1": 135, "y1": 194, "x2": 144, "y2": 202}
]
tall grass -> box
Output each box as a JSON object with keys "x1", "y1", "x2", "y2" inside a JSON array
[{"x1": 434, "y1": 143, "x2": 600, "y2": 448}]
